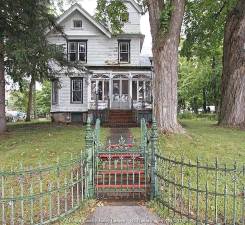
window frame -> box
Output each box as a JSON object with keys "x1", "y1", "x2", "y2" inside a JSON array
[
  {"x1": 70, "y1": 77, "x2": 83, "y2": 104},
  {"x1": 90, "y1": 79, "x2": 110, "y2": 102},
  {"x1": 52, "y1": 79, "x2": 59, "y2": 105},
  {"x1": 67, "y1": 40, "x2": 87, "y2": 63},
  {"x1": 118, "y1": 40, "x2": 130, "y2": 63},
  {"x1": 132, "y1": 79, "x2": 152, "y2": 103},
  {"x1": 73, "y1": 20, "x2": 83, "y2": 28}
]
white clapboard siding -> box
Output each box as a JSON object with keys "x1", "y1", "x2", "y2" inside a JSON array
[
  {"x1": 123, "y1": 2, "x2": 141, "y2": 34},
  {"x1": 51, "y1": 76, "x2": 88, "y2": 112},
  {"x1": 47, "y1": 2, "x2": 142, "y2": 66}
]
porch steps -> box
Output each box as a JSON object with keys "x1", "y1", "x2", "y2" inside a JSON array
[
  {"x1": 103, "y1": 110, "x2": 138, "y2": 128},
  {"x1": 95, "y1": 150, "x2": 149, "y2": 199}
]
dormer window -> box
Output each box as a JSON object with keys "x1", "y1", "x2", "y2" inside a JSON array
[
  {"x1": 73, "y1": 20, "x2": 83, "y2": 28},
  {"x1": 118, "y1": 40, "x2": 130, "y2": 63}
]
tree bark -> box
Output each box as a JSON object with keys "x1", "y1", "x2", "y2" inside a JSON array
[
  {"x1": 26, "y1": 76, "x2": 35, "y2": 122},
  {"x1": 147, "y1": 0, "x2": 185, "y2": 133},
  {"x1": 219, "y1": 0, "x2": 245, "y2": 128},
  {"x1": 0, "y1": 35, "x2": 6, "y2": 133}
]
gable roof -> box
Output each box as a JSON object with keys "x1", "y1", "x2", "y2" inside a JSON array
[
  {"x1": 125, "y1": 0, "x2": 143, "y2": 14},
  {"x1": 54, "y1": 3, "x2": 112, "y2": 38}
]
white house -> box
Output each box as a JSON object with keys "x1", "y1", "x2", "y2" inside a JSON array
[{"x1": 47, "y1": 1, "x2": 153, "y2": 126}]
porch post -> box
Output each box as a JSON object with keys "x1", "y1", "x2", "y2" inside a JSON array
[
  {"x1": 129, "y1": 72, "x2": 132, "y2": 109},
  {"x1": 109, "y1": 72, "x2": 112, "y2": 109}
]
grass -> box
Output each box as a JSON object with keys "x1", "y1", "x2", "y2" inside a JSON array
[
  {"x1": 0, "y1": 120, "x2": 109, "y2": 169},
  {"x1": 132, "y1": 118, "x2": 245, "y2": 165},
  {"x1": 132, "y1": 118, "x2": 245, "y2": 224},
  {"x1": 0, "y1": 120, "x2": 109, "y2": 225}
]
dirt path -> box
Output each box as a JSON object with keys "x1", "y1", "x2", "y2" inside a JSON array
[
  {"x1": 84, "y1": 201, "x2": 164, "y2": 225},
  {"x1": 107, "y1": 128, "x2": 134, "y2": 145}
]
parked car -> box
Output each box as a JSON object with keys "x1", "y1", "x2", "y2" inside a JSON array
[{"x1": 6, "y1": 111, "x2": 26, "y2": 122}]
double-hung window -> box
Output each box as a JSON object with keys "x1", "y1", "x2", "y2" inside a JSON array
[
  {"x1": 71, "y1": 78, "x2": 83, "y2": 103},
  {"x1": 68, "y1": 41, "x2": 87, "y2": 62},
  {"x1": 118, "y1": 40, "x2": 130, "y2": 63}
]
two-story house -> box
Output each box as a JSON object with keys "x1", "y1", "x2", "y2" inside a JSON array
[{"x1": 47, "y1": 0, "x2": 153, "y2": 126}]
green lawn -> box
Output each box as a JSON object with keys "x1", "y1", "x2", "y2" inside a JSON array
[
  {"x1": 132, "y1": 118, "x2": 245, "y2": 224},
  {"x1": 0, "y1": 120, "x2": 109, "y2": 169},
  {"x1": 132, "y1": 118, "x2": 245, "y2": 165}
]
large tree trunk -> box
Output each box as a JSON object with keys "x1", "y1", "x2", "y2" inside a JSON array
[
  {"x1": 0, "y1": 35, "x2": 6, "y2": 133},
  {"x1": 26, "y1": 76, "x2": 35, "y2": 122},
  {"x1": 219, "y1": 0, "x2": 245, "y2": 127},
  {"x1": 147, "y1": 0, "x2": 185, "y2": 133}
]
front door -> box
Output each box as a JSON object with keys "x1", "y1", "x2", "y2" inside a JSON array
[{"x1": 112, "y1": 79, "x2": 129, "y2": 109}]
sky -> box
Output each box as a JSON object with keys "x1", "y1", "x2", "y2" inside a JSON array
[{"x1": 64, "y1": 0, "x2": 152, "y2": 56}]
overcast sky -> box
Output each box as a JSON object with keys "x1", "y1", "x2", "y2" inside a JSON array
[{"x1": 64, "y1": 0, "x2": 152, "y2": 56}]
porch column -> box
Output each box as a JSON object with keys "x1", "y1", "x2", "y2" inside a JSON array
[
  {"x1": 129, "y1": 72, "x2": 132, "y2": 109},
  {"x1": 109, "y1": 72, "x2": 112, "y2": 108}
]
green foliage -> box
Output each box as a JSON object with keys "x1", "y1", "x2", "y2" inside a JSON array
[
  {"x1": 36, "y1": 81, "x2": 51, "y2": 116},
  {"x1": 9, "y1": 81, "x2": 51, "y2": 116},
  {"x1": 160, "y1": 0, "x2": 173, "y2": 34},
  {"x1": 182, "y1": 0, "x2": 237, "y2": 59},
  {"x1": 2, "y1": 0, "x2": 72, "y2": 91},
  {"x1": 95, "y1": 0, "x2": 129, "y2": 34},
  {"x1": 178, "y1": 112, "x2": 217, "y2": 121},
  {"x1": 9, "y1": 84, "x2": 29, "y2": 112},
  {"x1": 178, "y1": 55, "x2": 222, "y2": 110}
]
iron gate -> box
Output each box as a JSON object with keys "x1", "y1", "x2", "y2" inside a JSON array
[{"x1": 87, "y1": 118, "x2": 158, "y2": 200}]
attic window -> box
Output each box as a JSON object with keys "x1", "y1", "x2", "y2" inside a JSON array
[{"x1": 73, "y1": 20, "x2": 83, "y2": 28}]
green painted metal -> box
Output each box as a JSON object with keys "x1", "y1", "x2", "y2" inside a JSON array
[
  {"x1": 155, "y1": 152, "x2": 245, "y2": 224},
  {"x1": 0, "y1": 136, "x2": 88, "y2": 224},
  {"x1": 94, "y1": 118, "x2": 151, "y2": 199},
  {"x1": 150, "y1": 118, "x2": 158, "y2": 200}
]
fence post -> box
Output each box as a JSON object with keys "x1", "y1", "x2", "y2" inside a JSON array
[
  {"x1": 85, "y1": 117, "x2": 94, "y2": 198},
  {"x1": 150, "y1": 118, "x2": 158, "y2": 200}
]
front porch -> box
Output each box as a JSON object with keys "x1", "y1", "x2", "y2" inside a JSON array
[
  {"x1": 88, "y1": 72, "x2": 153, "y2": 126},
  {"x1": 88, "y1": 72, "x2": 153, "y2": 111}
]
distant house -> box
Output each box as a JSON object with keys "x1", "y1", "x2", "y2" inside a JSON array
[{"x1": 46, "y1": 1, "x2": 153, "y2": 124}]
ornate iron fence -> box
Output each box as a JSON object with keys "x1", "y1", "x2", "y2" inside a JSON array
[
  {"x1": 0, "y1": 154, "x2": 88, "y2": 225},
  {"x1": 139, "y1": 119, "x2": 245, "y2": 224},
  {"x1": 0, "y1": 121, "x2": 99, "y2": 225},
  {"x1": 153, "y1": 144, "x2": 245, "y2": 224}
]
